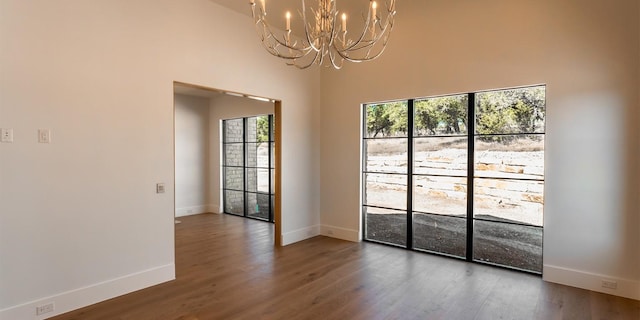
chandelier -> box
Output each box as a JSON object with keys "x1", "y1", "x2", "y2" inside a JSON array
[{"x1": 249, "y1": 0, "x2": 396, "y2": 69}]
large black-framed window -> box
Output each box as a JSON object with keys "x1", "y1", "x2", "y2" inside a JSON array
[
  {"x1": 362, "y1": 85, "x2": 545, "y2": 273},
  {"x1": 223, "y1": 115, "x2": 275, "y2": 222}
]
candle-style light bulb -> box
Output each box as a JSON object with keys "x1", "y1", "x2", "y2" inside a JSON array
[
  {"x1": 286, "y1": 11, "x2": 291, "y2": 30},
  {"x1": 342, "y1": 13, "x2": 347, "y2": 32},
  {"x1": 372, "y1": 1, "x2": 377, "y2": 19},
  {"x1": 261, "y1": 0, "x2": 266, "y2": 13}
]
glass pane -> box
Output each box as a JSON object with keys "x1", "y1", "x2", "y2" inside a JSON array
[
  {"x1": 476, "y1": 86, "x2": 545, "y2": 135},
  {"x1": 473, "y1": 220, "x2": 542, "y2": 273},
  {"x1": 364, "y1": 206, "x2": 406, "y2": 246},
  {"x1": 413, "y1": 176, "x2": 466, "y2": 216},
  {"x1": 270, "y1": 115, "x2": 275, "y2": 142},
  {"x1": 270, "y1": 169, "x2": 274, "y2": 194},
  {"x1": 474, "y1": 178, "x2": 544, "y2": 227},
  {"x1": 364, "y1": 173, "x2": 407, "y2": 210},
  {"x1": 246, "y1": 168, "x2": 269, "y2": 193},
  {"x1": 271, "y1": 195, "x2": 275, "y2": 222},
  {"x1": 364, "y1": 138, "x2": 407, "y2": 174},
  {"x1": 365, "y1": 101, "x2": 409, "y2": 138},
  {"x1": 224, "y1": 119, "x2": 244, "y2": 143},
  {"x1": 246, "y1": 142, "x2": 269, "y2": 168},
  {"x1": 270, "y1": 142, "x2": 275, "y2": 168},
  {"x1": 258, "y1": 115, "x2": 271, "y2": 143},
  {"x1": 414, "y1": 137, "x2": 467, "y2": 176},
  {"x1": 414, "y1": 94, "x2": 468, "y2": 136},
  {"x1": 224, "y1": 167, "x2": 243, "y2": 191},
  {"x1": 475, "y1": 135, "x2": 544, "y2": 180},
  {"x1": 413, "y1": 213, "x2": 466, "y2": 258},
  {"x1": 247, "y1": 193, "x2": 270, "y2": 220},
  {"x1": 246, "y1": 117, "x2": 257, "y2": 142},
  {"x1": 246, "y1": 116, "x2": 271, "y2": 143},
  {"x1": 224, "y1": 144, "x2": 243, "y2": 166},
  {"x1": 224, "y1": 190, "x2": 244, "y2": 215}
]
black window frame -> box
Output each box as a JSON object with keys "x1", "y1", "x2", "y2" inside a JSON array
[
  {"x1": 362, "y1": 85, "x2": 545, "y2": 274},
  {"x1": 223, "y1": 115, "x2": 275, "y2": 223}
]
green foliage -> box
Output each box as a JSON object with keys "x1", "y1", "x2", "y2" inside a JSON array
[
  {"x1": 387, "y1": 103, "x2": 408, "y2": 135},
  {"x1": 414, "y1": 101, "x2": 439, "y2": 135},
  {"x1": 476, "y1": 86, "x2": 545, "y2": 142},
  {"x1": 365, "y1": 86, "x2": 545, "y2": 143},
  {"x1": 256, "y1": 116, "x2": 270, "y2": 143},
  {"x1": 366, "y1": 102, "x2": 407, "y2": 137},
  {"x1": 415, "y1": 96, "x2": 467, "y2": 135}
]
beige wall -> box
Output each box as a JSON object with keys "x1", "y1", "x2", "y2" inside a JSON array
[
  {"x1": 319, "y1": 0, "x2": 640, "y2": 299},
  {"x1": 0, "y1": 0, "x2": 320, "y2": 318},
  {"x1": 175, "y1": 94, "x2": 211, "y2": 217}
]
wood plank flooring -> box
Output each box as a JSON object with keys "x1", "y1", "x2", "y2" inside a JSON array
[{"x1": 51, "y1": 213, "x2": 640, "y2": 320}]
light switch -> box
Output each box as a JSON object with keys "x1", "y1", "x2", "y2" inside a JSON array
[
  {"x1": 1, "y1": 128, "x2": 13, "y2": 143},
  {"x1": 38, "y1": 129, "x2": 51, "y2": 143},
  {"x1": 156, "y1": 183, "x2": 165, "y2": 193}
]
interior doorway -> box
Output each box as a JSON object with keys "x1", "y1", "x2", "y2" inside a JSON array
[{"x1": 173, "y1": 81, "x2": 282, "y2": 246}]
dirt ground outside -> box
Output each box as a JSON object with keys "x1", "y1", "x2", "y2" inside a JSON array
[{"x1": 364, "y1": 137, "x2": 544, "y2": 272}]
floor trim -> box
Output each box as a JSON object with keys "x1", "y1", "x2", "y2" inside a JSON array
[
  {"x1": 544, "y1": 264, "x2": 640, "y2": 300},
  {"x1": 0, "y1": 263, "x2": 175, "y2": 320}
]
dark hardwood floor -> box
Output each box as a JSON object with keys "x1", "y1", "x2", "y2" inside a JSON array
[{"x1": 51, "y1": 213, "x2": 639, "y2": 320}]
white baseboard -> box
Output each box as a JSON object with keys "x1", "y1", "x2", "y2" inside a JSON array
[
  {"x1": 175, "y1": 204, "x2": 218, "y2": 217},
  {"x1": 0, "y1": 263, "x2": 175, "y2": 320},
  {"x1": 320, "y1": 224, "x2": 360, "y2": 242},
  {"x1": 281, "y1": 225, "x2": 320, "y2": 246},
  {"x1": 543, "y1": 264, "x2": 640, "y2": 300}
]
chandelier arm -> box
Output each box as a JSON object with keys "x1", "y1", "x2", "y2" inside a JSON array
[
  {"x1": 260, "y1": 32, "x2": 307, "y2": 60},
  {"x1": 258, "y1": 18, "x2": 309, "y2": 53},
  {"x1": 252, "y1": 2, "x2": 323, "y2": 59},
  {"x1": 338, "y1": 28, "x2": 393, "y2": 62},
  {"x1": 342, "y1": 20, "x2": 393, "y2": 55},
  {"x1": 291, "y1": 47, "x2": 322, "y2": 69},
  {"x1": 328, "y1": 44, "x2": 344, "y2": 69},
  {"x1": 340, "y1": 2, "x2": 395, "y2": 54},
  {"x1": 301, "y1": 0, "x2": 323, "y2": 53},
  {"x1": 335, "y1": 22, "x2": 393, "y2": 63}
]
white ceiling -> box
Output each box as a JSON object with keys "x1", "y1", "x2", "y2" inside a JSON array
[
  {"x1": 208, "y1": 0, "x2": 382, "y2": 31},
  {"x1": 207, "y1": 0, "x2": 301, "y2": 18}
]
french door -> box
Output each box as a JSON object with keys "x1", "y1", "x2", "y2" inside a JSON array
[
  {"x1": 363, "y1": 86, "x2": 545, "y2": 273},
  {"x1": 223, "y1": 115, "x2": 275, "y2": 222}
]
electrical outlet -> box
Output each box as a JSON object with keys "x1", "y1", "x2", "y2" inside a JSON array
[
  {"x1": 36, "y1": 302, "x2": 54, "y2": 315},
  {"x1": 156, "y1": 183, "x2": 165, "y2": 193},
  {"x1": 601, "y1": 280, "x2": 617, "y2": 289},
  {"x1": 1, "y1": 128, "x2": 13, "y2": 143}
]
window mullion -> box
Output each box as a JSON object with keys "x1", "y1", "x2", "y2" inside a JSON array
[
  {"x1": 243, "y1": 118, "x2": 248, "y2": 218},
  {"x1": 466, "y1": 93, "x2": 476, "y2": 262},
  {"x1": 407, "y1": 99, "x2": 414, "y2": 250}
]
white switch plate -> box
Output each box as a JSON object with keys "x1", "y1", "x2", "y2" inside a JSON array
[
  {"x1": 38, "y1": 129, "x2": 51, "y2": 143},
  {"x1": 1, "y1": 128, "x2": 13, "y2": 143}
]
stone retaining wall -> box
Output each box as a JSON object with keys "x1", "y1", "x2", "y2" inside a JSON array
[{"x1": 366, "y1": 148, "x2": 544, "y2": 226}]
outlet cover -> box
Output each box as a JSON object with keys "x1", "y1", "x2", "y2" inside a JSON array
[
  {"x1": 36, "y1": 302, "x2": 54, "y2": 315},
  {"x1": 601, "y1": 280, "x2": 618, "y2": 289},
  {"x1": 156, "y1": 183, "x2": 165, "y2": 193},
  {"x1": 1, "y1": 128, "x2": 13, "y2": 143}
]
